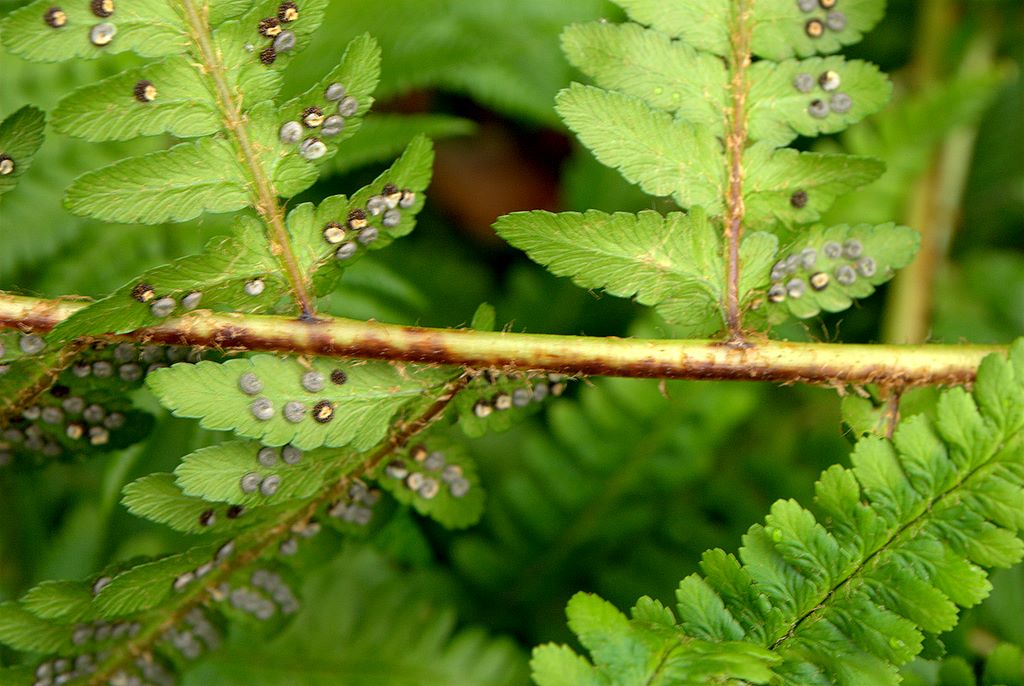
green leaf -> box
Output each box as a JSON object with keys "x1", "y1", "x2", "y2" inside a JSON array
[
  {"x1": 470, "y1": 303, "x2": 496, "y2": 332},
  {"x1": 287, "y1": 135, "x2": 435, "y2": 294},
  {"x1": 47, "y1": 216, "x2": 284, "y2": 342},
  {"x1": 331, "y1": 113, "x2": 474, "y2": 175},
  {"x1": 372, "y1": 440, "x2": 485, "y2": 529},
  {"x1": 123, "y1": 473, "x2": 288, "y2": 533},
  {"x1": 93, "y1": 546, "x2": 218, "y2": 617},
  {"x1": 674, "y1": 348, "x2": 1023, "y2": 679},
  {"x1": 748, "y1": 57, "x2": 892, "y2": 147},
  {"x1": 496, "y1": 208, "x2": 775, "y2": 337},
  {"x1": 213, "y1": 0, "x2": 329, "y2": 96},
  {"x1": 533, "y1": 592, "x2": 778, "y2": 686},
  {"x1": 63, "y1": 138, "x2": 249, "y2": 224},
  {"x1": 0, "y1": 602, "x2": 71, "y2": 653},
  {"x1": 556, "y1": 83, "x2": 725, "y2": 212},
  {"x1": 763, "y1": 223, "x2": 920, "y2": 321},
  {"x1": 52, "y1": 55, "x2": 219, "y2": 142},
  {"x1": 612, "y1": 0, "x2": 731, "y2": 57},
  {"x1": 561, "y1": 21, "x2": 727, "y2": 131},
  {"x1": 1, "y1": 0, "x2": 187, "y2": 62},
  {"x1": 743, "y1": 145, "x2": 887, "y2": 230},
  {"x1": 146, "y1": 355, "x2": 450, "y2": 450},
  {"x1": 269, "y1": 33, "x2": 382, "y2": 196},
  {"x1": 750, "y1": 0, "x2": 887, "y2": 61},
  {"x1": 0, "y1": 105, "x2": 46, "y2": 197},
  {"x1": 20, "y1": 581, "x2": 93, "y2": 623},
  {"x1": 173, "y1": 440, "x2": 349, "y2": 506}
]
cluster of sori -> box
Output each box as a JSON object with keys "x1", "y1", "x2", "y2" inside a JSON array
[
  {"x1": 29, "y1": 575, "x2": 160, "y2": 686},
  {"x1": 1, "y1": 387, "x2": 127, "y2": 465},
  {"x1": 70, "y1": 618, "x2": 143, "y2": 648},
  {"x1": 767, "y1": 238, "x2": 875, "y2": 304},
  {"x1": 216, "y1": 567, "x2": 300, "y2": 620},
  {"x1": 172, "y1": 539, "x2": 235, "y2": 595},
  {"x1": 254, "y1": 1, "x2": 300, "y2": 65},
  {"x1": 196, "y1": 502, "x2": 245, "y2": 529},
  {"x1": 327, "y1": 480, "x2": 379, "y2": 527},
  {"x1": 318, "y1": 183, "x2": 415, "y2": 260},
  {"x1": 794, "y1": 67, "x2": 852, "y2": 119},
  {"x1": 74, "y1": 342, "x2": 202, "y2": 380},
  {"x1": 238, "y1": 444, "x2": 304, "y2": 498},
  {"x1": 383, "y1": 444, "x2": 470, "y2": 500},
  {"x1": 278, "y1": 79, "x2": 361, "y2": 161},
  {"x1": 131, "y1": 280, "x2": 218, "y2": 318},
  {"x1": 0, "y1": 152, "x2": 15, "y2": 175},
  {"x1": 32, "y1": 650, "x2": 173, "y2": 686},
  {"x1": 161, "y1": 608, "x2": 221, "y2": 662},
  {"x1": 278, "y1": 518, "x2": 320, "y2": 556},
  {"x1": 238, "y1": 366, "x2": 348, "y2": 424},
  {"x1": 42, "y1": 0, "x2": 116, "y2": 46},
  {"x1": 798, "y1": 0, "x2": 846, "y2": 38},
  {"x1": 470, "y1": 373, "x2": 567, "y2": 419}
]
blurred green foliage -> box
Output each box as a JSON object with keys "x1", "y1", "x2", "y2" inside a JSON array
[{"x1": 1, "y1": 0, "x2": 1021, "y2": 683}]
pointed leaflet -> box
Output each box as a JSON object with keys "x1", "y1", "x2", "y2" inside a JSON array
[
  {"x1": 0, "y1": 106, "x2": 45, "y2": 196},
  {"x1": 147, "y1": 355, "x2": 451, "y2": 450},
  {"x1": 268, "y1": 33, "x2": 382, "y2": 197},
  {"x1": 173, "y1": 440, "x2": 352, "y2": 507},
  {"x1": 561, "y1": 21, "x2": 727, "y2": 132},
  {"x1": 47, "y1": 216, "x2": 284, "y2": 342},
  {"x1": 64, "y1": 138, "x2": 248, "y2": 224},
  {"x1": 531, "y1": 593, "x2": 777, "y2": 686},
  {"x1": 750, "y1": 0, "x2": 887, "y2": 61},
  {"x1": 123, "y1": 473, "x2": 287, "y2": 534},
  {"x1": 92, "y1": 546, "x2": 220, "y2": 617},
  {"x1": 287, "y1": 136, "x2": 435, "y2": 295},
  {"x1": 214, "y1": 0, "x2": 329, "y2": 105},
  {"x1": 556, "y1": 84, "x2": 725, "y2": 212},
  {"x1": 495, "y1": 208, "x2": 776, "y2": 337},
  {"x1": 52, "y1": 55, "x2": 219, "y2": 142},
  {"x1": 748, "y1": 57, "x2": 891, "y2": 147},
  {"x1": 743, "y1": 144, "x2": 886, "y2": 230},
  {"x1": 763, "y1": 223, "x2": 919, "y2": 321},
  {"x1": 1, "y1": 0, "x2": 186, "y2": 62},
  {"x1": 612, "y1": 0, "x2": 732, "y2": 57}
]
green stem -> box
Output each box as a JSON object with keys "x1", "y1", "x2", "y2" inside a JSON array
[
  {"x1": 178, "y1": 0, "x2": 314, "y2": 317},
  {"x1": 0, "y1": 293, "x2": 1004, "y2": 388}
]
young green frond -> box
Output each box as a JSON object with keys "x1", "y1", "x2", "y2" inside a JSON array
[{"x1": 538, "y1": 342, "x2": 1024, "y2": 685}]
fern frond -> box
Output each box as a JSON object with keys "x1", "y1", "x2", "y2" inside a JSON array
[
  {"x1": 539, "y1": 342, "x2": 1024, "y2": 685},
  {"x1": 498, "y1": 0, "x2": 913, "y2": 336}
]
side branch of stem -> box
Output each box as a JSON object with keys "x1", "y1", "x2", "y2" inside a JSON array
[
  {"x1": 724, "y1": 0, "x2": 754, "y2": 341},
  {"x1": 178, "y1": 0, "x2": 314, "y2": 317}
]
